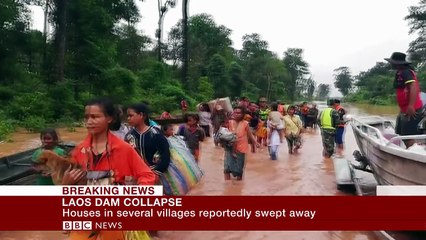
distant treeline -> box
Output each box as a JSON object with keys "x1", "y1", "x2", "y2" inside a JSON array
[
  {"x1": 1, "y1": 1, "x2": 331, "y2": 139},
  {"x1": 9, "y1": 1, "x2": 426, "y2": 139}
]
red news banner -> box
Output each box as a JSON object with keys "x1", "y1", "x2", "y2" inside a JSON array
[{"x1": 1, "y1": 186, "x2": 426, "y2": 231}]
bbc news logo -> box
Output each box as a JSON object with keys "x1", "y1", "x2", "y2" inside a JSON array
[{"x1": 63, "y1": 221, "x2": 92, "y2": 230}]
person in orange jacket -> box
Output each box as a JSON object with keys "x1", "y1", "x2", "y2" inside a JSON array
[{"x1": 62, "y1": 98, "x2": 156, "y2": 240}]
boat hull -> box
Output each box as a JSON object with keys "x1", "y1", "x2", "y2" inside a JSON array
[
  {"x1": 0, "y1": 142, "x2": 76, "y2": 185},
  {"x1": 351, "y1": 118, "x2": 426, "y2": 185}
]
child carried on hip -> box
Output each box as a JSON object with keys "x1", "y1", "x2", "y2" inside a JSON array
[{"x1": 268, "y1": 102, "x2": 284, "y2": 143}]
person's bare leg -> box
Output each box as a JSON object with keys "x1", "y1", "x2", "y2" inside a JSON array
[
  {"x1": 224, "y1": 173, "x2": 231, "y2": 180},
  {"x1": 257, "y1": 136, "x2": 262, "y2": 147},
  {"x1": 267, "y1": 129, "x2": 272, "y2": 145}
]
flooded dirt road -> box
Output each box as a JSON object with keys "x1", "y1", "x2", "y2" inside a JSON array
[
  {"x1": 0, "y1": 127, "x2": 88, "y2": 158},
  {"x1": 0, "y1": 103, "x2": 400, "y2": 240}
]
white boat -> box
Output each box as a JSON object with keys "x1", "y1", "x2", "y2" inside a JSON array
[{"x1": 351, "y1": 116, "x2": 426, "y2": 185}]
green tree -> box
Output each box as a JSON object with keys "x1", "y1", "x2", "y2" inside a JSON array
[
  {"x1": 101, "y1": 66, "x2": 137, "y2": 104},
  {"x1": 306, "y1": 77, "x2": 316, "y2": 100},
  {"x1": 264, "y1": 57, "x2": 289, "y2": 101},
  {"x1": 164, "y1": 21, "x2": 183, "y2": 67},
  {"x1": 317, "y1": 84, "x2": 330, "y2": 100},
  {"x1": 239, "y1": 33, "x2": 270, "y2": 98},
  {"x1": 1, "y1": 0, "x2": 323, "y2": 131},
  {"x1": 197, "y1": 76, "x2": 214, "y2": 101},
  {"x1": 239, "y1": 33, "x2": 269, "y2": 61},
  {"x1": 238, "y1": 34, "x2": 290, "y2": 101},
  {"x1": 115, "y1": 24, "x2": 152, "y2": 72},
  {"x1": 355, "y1": 62, "x2": 390, "y2": 87},
  {"x1": 189, "y1": 14, "x2": 233, "y2": 63},
  {"x1": 405, "y1": 0, "x2": 426, "y2": 63},
  {"x1": 138, "y1": 61, "x2": 191, "y2": 113},
  {"x1": 23, "y1": 30, "x2": 45, "y2": 73},
  {"x1": 167, "y1": 14, "x2": 233, "y2": 91},
  {"x1": 283, "y1": 48, "x2": 310, "y2": 101},
  {"x1": 65, "y1": 0, "x2": 140, "y2": 96},
  {"x1": 208, "y1": 54, "x2": 230, "y2": 98},
  {"x1": 51, "y1": 0, "x2": 68, "y2": 83},
  {"x1": 333, "y1": 66, "x2": 353, "y2": 95},
  {"x1": 0, "y1": 0, "x2": 35, "y2": 111},
  {"x1": 0, "y1": 0, "x2": 30, "y2": 85},
  {"x1": 228, "y1": 61, "x2": 243, "y2": 97},
  {"x1": 139, "y1": 62, "x2": 170, "y2": 91},
  {"x1": 406, "y1": 0, "x2": 426, "y2": 91},
  {"x1": 417, "y1": 66, "x2": 426, "y2": 90},
  {"x1": 345, "y1": 62, "x2": 395, "y2": 104}
]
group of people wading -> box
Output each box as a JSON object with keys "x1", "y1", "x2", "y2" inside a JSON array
[
  {"x1": 33, "y1": 97, "x2": 347, "y2": 185},
  {"x1": 28, "y1": 51, "x2": 426, "y2": 240},
  {"x1": 30, "y1": 96, "x2": 349, "y2": 239},
  {"x1": 200, "y1": 96, "x2": 341, "y2": 180},
  {"x1": 224, "y1": 97, "x2": 347, "y2": 162}
]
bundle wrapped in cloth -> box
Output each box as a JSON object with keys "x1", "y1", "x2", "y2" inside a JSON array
[
  {"x1": 208, "y1": 97, "x2": 233, "y2": 113},
  {"x1": 214, "y1": 126, "x2": 237, "y2": 149},
  {"x1": 160, "y1": 136, "x2": 203, "y2": 195}
]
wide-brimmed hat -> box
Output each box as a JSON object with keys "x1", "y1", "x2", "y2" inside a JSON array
[{"x1": 384, "y1": 52, "x2": 411, "y2": 65}]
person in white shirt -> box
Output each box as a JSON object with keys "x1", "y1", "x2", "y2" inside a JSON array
[{"x1": 198, "y1": 103, "x2": 212, "y2": 137}]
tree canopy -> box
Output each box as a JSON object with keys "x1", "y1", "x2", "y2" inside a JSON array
[
  {"x1": 3, "y1": 0, "x2": 426, "y2": 140},
  {"x1": 405, "y1": 0, "x2": 426, "y2": 63},
  {"x1": 316, "y1": 84, "x2": 331, "y2": 101},
  {"x1": 333, "y1": 66, "x2": 353, "y2": 96}
]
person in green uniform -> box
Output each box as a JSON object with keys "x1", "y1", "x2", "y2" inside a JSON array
[
  {"x1": 32, "y1": 128, "x2": 66, "y2": 185},
  {"x1": 318, "y1": 99, "x2": 340, "y2": 158}
]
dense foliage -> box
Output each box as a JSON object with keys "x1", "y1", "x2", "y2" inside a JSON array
[
  {"x1": 2, "y1": 1, "x2": 425, "y2": 140},
  {"x1": 1, "y1": 1, "x2": 320, "y2": 139}
]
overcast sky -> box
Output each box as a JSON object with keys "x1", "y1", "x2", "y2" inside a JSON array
[{"x1": 30, "y1": 0, "x2": 419, "y2": 97}]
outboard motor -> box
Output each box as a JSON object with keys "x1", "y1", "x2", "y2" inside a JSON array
[{"x1": 352, "y1": 150, "x2": 373, "y2": 173}]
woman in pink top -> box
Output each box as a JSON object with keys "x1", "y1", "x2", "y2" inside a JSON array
[{"x1": 224, "y1": 106, "x2": 258, "y2": 180}]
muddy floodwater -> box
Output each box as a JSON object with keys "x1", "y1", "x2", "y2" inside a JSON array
[{"x1": 0, "y1": 103, "x2": 401, "y2": 240}]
